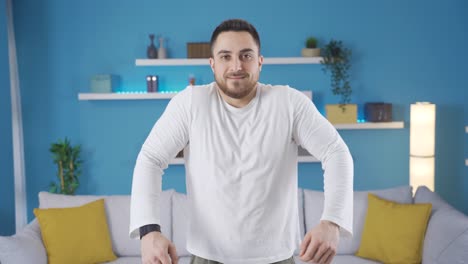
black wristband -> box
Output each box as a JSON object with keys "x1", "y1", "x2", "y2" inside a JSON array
[{"x1": 139, "y1": 224, "x2": 161, "y2": 239}]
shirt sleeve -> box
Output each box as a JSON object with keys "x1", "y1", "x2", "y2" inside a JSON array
[
  {"x1": 290, "y1": 87, "x2": 354, "y2": 237},
  {"x1": 129, "y1": 86, "x2": 192, "y2": 239}
]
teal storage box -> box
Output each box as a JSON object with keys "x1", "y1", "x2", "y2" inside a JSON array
[{"x1": 90, "y1": 75, "x2": 119, "y2": 93}]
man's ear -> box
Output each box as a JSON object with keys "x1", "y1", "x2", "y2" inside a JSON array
[
  {"x1": 258, "y1": 55, "x2": 264, "y2": 71},
  {"x1": 209, "y1": 57, "x2": 215, "y2": 73}
]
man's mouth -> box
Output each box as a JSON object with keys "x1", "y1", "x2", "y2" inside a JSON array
[{"x1": 227, "y1": 74, "x2": 247, "y2": 79}]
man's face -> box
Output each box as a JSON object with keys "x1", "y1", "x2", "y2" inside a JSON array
[{"x1": 210, "y1": 31, "x2": 263, "y2": 100}]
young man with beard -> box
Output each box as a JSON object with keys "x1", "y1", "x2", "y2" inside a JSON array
[{"x1": 130, "y1": 19, "x2": 353, "y2": 264}]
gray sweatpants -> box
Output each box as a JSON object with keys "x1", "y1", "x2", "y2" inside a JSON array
[{"x1": 190, "y1": 255, "x2": 295, "y2": 264}]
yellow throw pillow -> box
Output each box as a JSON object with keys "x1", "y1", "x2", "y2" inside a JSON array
[
  {"x1": 34, "y1": 199, "x2": 117, "y2": 264},
  {"x1": 356, "y1": 193, "x2": 432, "y2": 264}
]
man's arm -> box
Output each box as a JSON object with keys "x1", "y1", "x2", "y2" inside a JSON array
[
  {"x1": 291, "y1": 88, "x2": 353, "y2": 235},
  {"x1": 129, "y1": 87, "x2": 191, "y2": 239},
  {"x1": 129, "y1": 87, "x2": 192, "y2": 264},
  {"x1": 290, "y1": 88, "x2": 353, "y2": 264}
]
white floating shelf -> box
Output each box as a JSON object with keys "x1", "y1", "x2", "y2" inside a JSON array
[
  {"x1": 78, "y1": 95, "x2": 403, "y2": 130},
  {"x1": 136, "y1": 58, "x2": 208, "y2": 66},
  {"x1": 78, "y1": 90, "x2": 312, "y2": 100},
  {"x1": 169, "y1": 155, "x2": 319, "y2": 165},
  {"x1": 263, "y1": 57, "x2": 323, "y2": 64},
  {"x1": 78, "y1": 92, "x2": 176, "y2": 100},
  {"x1": 135, "y1": 57, "x2": 323, "y2": 66},
  {"x1": 334, "y1": 122, "x2": 404, "y2": 129}
]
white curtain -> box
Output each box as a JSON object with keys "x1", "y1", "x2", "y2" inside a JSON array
[{"x1": 6, "y1": 0, "x2": 27, "y2": 231}]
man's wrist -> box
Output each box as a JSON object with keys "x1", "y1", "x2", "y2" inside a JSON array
[
  {"x1": 321, "y1": 220, "x2": 339, "y2": 229},
  {"x1": 139, "y1": 224, "x2": 161, "y2": 239}
]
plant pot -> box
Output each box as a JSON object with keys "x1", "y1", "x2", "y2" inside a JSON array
[
  {"x1": 325, "y1": 104, "x2": 358, "y2": 124},
  {"x1": 301, "y1": 48, "x2": 321, "y2": 57}
]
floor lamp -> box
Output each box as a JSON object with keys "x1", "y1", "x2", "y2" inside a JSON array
[
  {"x1": 410, "y1": 102, "x2": 436, "y2": 192},
  {"x1": 7, "y1": 0, "x2": 27, "y2": 231}
]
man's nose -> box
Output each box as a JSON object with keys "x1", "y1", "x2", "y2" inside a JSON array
[{"x1": 230, "y1": 57, "x2": 242, "y2": 71}]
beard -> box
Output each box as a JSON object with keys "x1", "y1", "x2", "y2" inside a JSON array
[{"x1": 214, "y1": 71, "x2": 258, "y2": 99}]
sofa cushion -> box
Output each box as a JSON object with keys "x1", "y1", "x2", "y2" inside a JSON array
[
  {"x1": 38, "y1": 189, "x2": 174, "y2": 257},
  {"x1": 34, "y1": 199, "x2": 117, "y2": 264},
  {"x1": 414, "y1": 185, "x2": 454, "y2": 213},
  {"x1": 414, "y1": 186, "x2": 468, "y2": 263},
  {"x1": 177, "y1": 256, "x2": 192, "y2": 264},
  {"x1": 297, "y1": 188, "x2": 305, "y2": 254},
  {"x1": 0, "y1": 220, "x2": 47, "y2": 264},
  {"x1": 103, "y1": 256, "x2": 193, "y2": 264},
  {"x1": 293, "y1": 255, "x2": 381, "y2": 264},
  {"x1": 303, "y1": 185, "x2": 413, "y2": 255},
  {"x1": 108, "y1": 255, "x2": 381, "y2": 264},
  {"x1": 172, "y1": 192, "x2": 190, "y2": 256},
  {"x1": 355, "y1": 193, "x2": 431, "y2": 264},
  {"x1": 103, "y1": 257, "x2": 142, "y2": 264}
]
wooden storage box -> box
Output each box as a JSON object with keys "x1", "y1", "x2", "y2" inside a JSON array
[
  {"x1": 187, "y1": 42, "x2": 211, "y2": 58},
  {"x1": 326, "y1": 104, "x2": 358, "y2": 124}
]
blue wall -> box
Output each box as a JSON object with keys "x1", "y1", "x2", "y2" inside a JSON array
[
  {"x1": 1, "y1": 0, "x2": 466, "y2": 230},
  {"x1": 0, "y1": 0, "x2": 15, "y2": 235}
]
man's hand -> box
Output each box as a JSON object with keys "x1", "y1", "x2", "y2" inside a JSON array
[
  {"x1": 299, "y1": 220, "x2": 340, "y2": 264},
  {"x1": 141, "y1": 232, "x2": 179, "y2": 264}
]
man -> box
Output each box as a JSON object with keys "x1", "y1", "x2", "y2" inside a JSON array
[{"x1": 130, "y1": 19, "x2": 353, "y2": 264}]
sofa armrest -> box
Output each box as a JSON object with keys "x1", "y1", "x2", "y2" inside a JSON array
[
  {"x1": 0, "y1": 219, "x2": 47, "y2": 264},
  {"x1": 422, "y1": 207, "x2": 468, "y2": 263},
  {"x1": 414, "y1": 186, "x2": 468, "y2": 263}
]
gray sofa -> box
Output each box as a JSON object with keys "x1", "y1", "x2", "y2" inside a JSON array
[{"x1": 1, "y1": 186, "x2": 467, "y2": 264}]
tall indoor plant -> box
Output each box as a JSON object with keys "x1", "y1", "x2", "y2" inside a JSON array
[
  {"x1": 321, "y1": 39, "x2": 357, "y2": 124},
  {"x1": 49, "y1": 138, "x2": 82, "y2": 195}
]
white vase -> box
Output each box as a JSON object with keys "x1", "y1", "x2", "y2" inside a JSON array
[{"x1": 158, "y1": 37, "x2": 167, "y2": 59}]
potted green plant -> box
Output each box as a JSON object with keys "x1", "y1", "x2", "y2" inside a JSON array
[
  {"x1": 301, "y1": 37, "x2": 321, "y2": 57},
  {"x1": 321, "y1": 39, "x2": 357, "y2": 124},
  {"x1": 49, "y1": 138, "x2": 82, "y2": 195}
]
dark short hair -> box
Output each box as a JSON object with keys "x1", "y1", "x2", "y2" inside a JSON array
[{"x1": 210, "y1": 19, "x2": 261, "y2": 56}]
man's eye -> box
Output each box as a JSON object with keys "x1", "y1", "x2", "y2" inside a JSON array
[
  {"x1": 220, "y1": 55, "x2": 230, "y2": 60},
  {"x1": 243, "y1": 54, "x2": 253, "y2": 59}
]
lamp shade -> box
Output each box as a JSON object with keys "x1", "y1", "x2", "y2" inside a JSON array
[
  {"x1": 410, "y1": 102, "x2": 436, "y2": 191},
  {"x1": 410, "y1": 103, "x2": 436, "y2": 157},
  {"x1": 410, "y1": 156, "x2": 435, "y2": 191}
]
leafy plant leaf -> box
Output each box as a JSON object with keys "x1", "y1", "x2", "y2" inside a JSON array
[{"x1": 49, "y1": 138, "x2": 82, "y2": 195}]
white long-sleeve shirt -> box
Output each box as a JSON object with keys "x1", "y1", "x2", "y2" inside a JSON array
[{"x1": 130, "y1": 82, "x2": 353, "y2": 264}]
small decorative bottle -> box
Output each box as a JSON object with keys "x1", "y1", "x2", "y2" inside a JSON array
[
  {"x1": 189, "y1": 74, "x2": 195, "y2": 86},
  {"x1": 147, "y1": 34, "x2": 158, "y2": 59},
  {"x1": 146, "y1": 75, "x2": 158, "y2": 92},
  {"x1": 158, "y1": 36, "x2": 167, "y2": 59},
  {"x1": 146, "y1": 75, "x2": 153, "y2": 92}
]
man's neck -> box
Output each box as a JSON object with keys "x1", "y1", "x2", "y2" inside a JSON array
[{"x1": 217, "y1": 84, "x2": 258, "y2": 108}]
